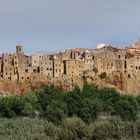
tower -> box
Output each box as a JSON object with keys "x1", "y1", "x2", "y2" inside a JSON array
[{"x1": 16, "y1": 45, "x2": 23, "y2": 54}]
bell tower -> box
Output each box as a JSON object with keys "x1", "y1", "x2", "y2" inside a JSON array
[{"x1": 16, "y1": 45, "x2": 23, "y2": 54}]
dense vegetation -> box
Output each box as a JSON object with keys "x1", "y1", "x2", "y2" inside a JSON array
[{"x1": 0, "y1": 83, "x2": 140, "y2": 139}]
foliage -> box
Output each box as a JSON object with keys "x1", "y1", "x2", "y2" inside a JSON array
[
  {"x1": 92, "y1": 117, "x2": 140, "y2": 140},
  {"x1": 58, "y1": 117, "x2": 92, "y2": 140},
  {"x1": 99, "y1": 72, "x2": 107, "y2": 79},
  {"x1": 93, "y1": 67, "x2": 98, "y2": 74},
  {"x1": 0, "y1": 84, "x2": 139, "y2": 139}
]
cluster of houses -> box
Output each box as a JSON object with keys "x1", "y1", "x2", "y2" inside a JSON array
[{"x1": 1, "y1": 39, "x2": 140, "y2": 94}]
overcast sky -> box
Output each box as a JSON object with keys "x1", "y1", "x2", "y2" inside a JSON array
[{"x1": 0, "y1": 0, "x2": 140, "y2": 54}]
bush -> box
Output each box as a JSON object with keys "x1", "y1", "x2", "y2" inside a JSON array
[
  {"x1": 99, "y1": 72, "x2": 107, "y2": 79},
  {"x1": 0, "y1": 117, "x2": 47, "y2": 140},
  {"x1": 92, "y1": 117, "x2": 140, "y2": 140},
  {"x1": 58, "y1": 117, "x2": 92, "y2": 140},
  {"x1": 93, "y1": 67, "x2": 98, "y2": 74}
]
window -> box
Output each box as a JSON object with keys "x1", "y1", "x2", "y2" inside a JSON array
[
  {"x1": 19, "y1": 48, "x2": 21, "y2": 51},
  {"x1": 25, "y1": 69, "x2": 28, "y2": 73},
  {"x1": 33, "y1": 69, "x2": 37, "y2": 73},
  {"x1": 124, "y1": 61, "x2": 127, "y2": 69},
  {"x1": 128, "y1": 74, "x2": 131, "y2": 79}
]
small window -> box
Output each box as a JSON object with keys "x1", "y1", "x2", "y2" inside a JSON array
[
  {"x1": 33, "y1": 69, "x2": 37, "y2": 73},
  {"x1": 25, "y1": 69, "x2": 28, "y2": 73},
  {"x1": 128, "y1": 74, "x2": 131, "y2": 79}
]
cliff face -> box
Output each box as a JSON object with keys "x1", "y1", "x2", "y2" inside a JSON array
[{"x1": 0, "y1": 71, "x2": 134, "y2": 96}]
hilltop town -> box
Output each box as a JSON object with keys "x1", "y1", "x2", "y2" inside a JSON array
[{"x1": 1, "y1": 40, "x2": 140, "y2": 95}]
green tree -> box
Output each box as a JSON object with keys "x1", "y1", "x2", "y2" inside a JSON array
[
  {"x1": 99, "y1": 72, "x2": 107, "y2": 79},
  {"x1": 93, "y1": 67, "x2": 98, "y2": 74}
]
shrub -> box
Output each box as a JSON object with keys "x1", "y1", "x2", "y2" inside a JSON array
[
  {"x1": 99, "y1": 72, "x2": 107, "y2": 79},
  {"x1": 58, "y1": 117, "x2": 92, "y2": 140}
]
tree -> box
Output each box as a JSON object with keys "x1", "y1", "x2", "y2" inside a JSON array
[
  {"x1": 99, "y1": 72, "x2": 107, "y2": 79},
  {"x1": 93, "y1": 67, "x2": 98, "y2": 74},
  {"x1": 21, "y1": 102, "x2": 36, "y2": 117},
  {"x1": 58, "y1": 117, "x2": 92, "y2": 140},
  {"x1": 44, "y1": 100, "x2": 67, "y2": 124}
]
